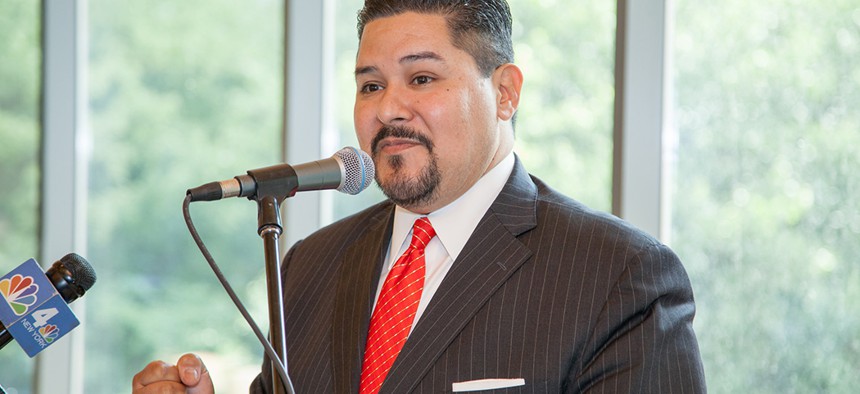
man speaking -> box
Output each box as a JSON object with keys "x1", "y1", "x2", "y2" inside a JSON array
[{"x1": 133, "y1": 0, "x2": 706, "y2": 392}]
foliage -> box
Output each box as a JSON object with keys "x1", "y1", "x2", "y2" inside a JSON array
[
  {"x1": 2, "y1": 0, "x2": 858, "y2": 393},
  {"x1": 510, "y1": 0, "x2": 615, "y2": 212},
  {"x1": 671, "y1": 0, "x2": 860, "y2": 392},
  {"x1": 0, "y1": 0, "x2": 41, "y2": 391},
  {"x1": 82, "y1": 0, "x2": 283, "y2": 392}
]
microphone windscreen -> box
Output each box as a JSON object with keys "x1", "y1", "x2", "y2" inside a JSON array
[
  {"x1": 60, "y1": 253, "x2": 97, "y2": 291},
  {"x1": 335, "y1": 147, "x2": 375, "y2": 195}
]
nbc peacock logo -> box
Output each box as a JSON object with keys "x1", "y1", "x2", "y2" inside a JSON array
[
  {"x1": 39, "y1": 324, "x2": 60, "y2": 343},
  {"x1": 0, "y1": 274, "x2": 40, "y2": 316}
]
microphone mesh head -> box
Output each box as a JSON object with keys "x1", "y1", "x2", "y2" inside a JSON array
[
  {"x1": 61, "y1": 253, "x2": 97, "y2": 291},
  {"x1": 334, "y1": 147, "x2": 375, "y2": 195}
]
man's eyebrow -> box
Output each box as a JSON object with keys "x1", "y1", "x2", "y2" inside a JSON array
[
  {"x1": 400, "y1": 51, "x2": 444, "y2": 64},
  {"x1": 355, "y1": 65, "x2": 378, "y2": 77},
  {"x1": 355, "y1": 51, "x2": 445, "y2": 77}
]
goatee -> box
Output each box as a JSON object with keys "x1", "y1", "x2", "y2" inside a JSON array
[{"x1": 371, "y1": 125, "x2": 440, "y2": 208}]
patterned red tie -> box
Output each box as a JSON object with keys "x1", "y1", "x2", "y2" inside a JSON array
[{"x1": 359, "y1": 217, "x2": 436, "y2": 394}]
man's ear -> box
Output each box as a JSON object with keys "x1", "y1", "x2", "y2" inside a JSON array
[{"x1": 493, "y1": 63, "x2": 523, "y2": 121}]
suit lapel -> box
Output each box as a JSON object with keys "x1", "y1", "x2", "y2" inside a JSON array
[
  {"x1": 380, "y1": 158, "x2": 539, "y2": 393},
  {"x1": 330, "y1": 205, "x2": 395, "y2": 393}
]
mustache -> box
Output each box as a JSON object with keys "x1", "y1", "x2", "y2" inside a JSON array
[{"x1": 371, "y1": 125, "x2": 434, "y2": 155}]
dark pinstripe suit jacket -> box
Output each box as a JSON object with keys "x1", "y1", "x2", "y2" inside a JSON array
[{"x1": 251, "y1": 158, "x2": 706, "y2": 393}]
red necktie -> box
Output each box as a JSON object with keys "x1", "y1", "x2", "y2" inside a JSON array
[{"x1": 359, "y1": 217, "x2": 436, "y2": 394}]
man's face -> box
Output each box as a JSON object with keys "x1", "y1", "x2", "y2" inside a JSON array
[{"x1": 354, "y1": 12, "x2": 509, "y2": 214}]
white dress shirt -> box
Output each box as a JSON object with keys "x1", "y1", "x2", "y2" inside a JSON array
[{"x1": 372, "y1": 152, "x2": 515, "y2": 334}]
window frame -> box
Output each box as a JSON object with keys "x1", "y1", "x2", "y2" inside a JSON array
[
  {"x1": 38, "y1": 0, "x2": 89, "y2": 392},
  {"x1": 36, "y1": 0, "x2": 669, "y2": 391}
]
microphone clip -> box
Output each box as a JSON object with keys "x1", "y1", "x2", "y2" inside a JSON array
[{"x1": 245, "y1": 164, "x2": 299, "y2": 202}]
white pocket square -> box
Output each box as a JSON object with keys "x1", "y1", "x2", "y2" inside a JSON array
[{"x1": 452, "y1": 378, "x2": 526, "y2": 392}]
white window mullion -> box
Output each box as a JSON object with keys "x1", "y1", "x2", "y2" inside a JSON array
[
  {"x1": 613, "y1": 0, "x2": 669, "y2": 241},
  {"x1": 38, "y1": 0, "x2": 89, "y2": 393},
  {"x1": 282, "y1": 0, "x2": 332, "y2": 247}
]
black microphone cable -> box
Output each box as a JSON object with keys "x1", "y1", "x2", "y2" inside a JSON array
[{"x1": 182, "y1": 194, "x2": 295, "y2": 394}]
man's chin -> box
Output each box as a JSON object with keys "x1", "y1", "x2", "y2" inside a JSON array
[
  {"x1": 376, "y1": 166, "x2": 440, "y2": 209},
  {"x1": 378, "y1": 182, "x2": 438, "y2": 211}
]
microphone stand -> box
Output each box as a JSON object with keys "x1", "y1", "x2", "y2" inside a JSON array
[
  {"x1": 188, "y1": 162, "x2": 311, "y2": 393},
  {"x1": 248, "y1": 160, "x2": 299, "y2": 394},
  {"x1": 247, "y1": 162, "x2": 302, "y2": 394},
  {"x1": 256, "y1": 194, "x2": 288, "y2": 394}
]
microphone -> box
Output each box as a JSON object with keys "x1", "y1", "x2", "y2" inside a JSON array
[
  {"x1": 187, "y1": 147, "x2": 375, "y2": 202},
  {"x1": 0, "y1": 253, "x2": 97, "y2": 352}
]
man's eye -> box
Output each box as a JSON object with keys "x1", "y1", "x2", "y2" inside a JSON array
[
  {"x1": 413, "y1": 75, "x2": 433, "y2": 85},
  {"x1": 361, "y1": 83, "x2": 382, "y2": 93}
]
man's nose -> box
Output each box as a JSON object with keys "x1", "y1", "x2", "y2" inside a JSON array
[{"x1": 376, "y1": 85, "x2": 412, "y2": 125}]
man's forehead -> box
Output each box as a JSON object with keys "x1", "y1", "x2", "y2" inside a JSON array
[
  {"x1": 361, "y1": 11, "x2": 449, "y2": 37},
  {"x1": 358, "y1": 13, "x2": 451, "y2": 50},
  {"x1": 355, "y1": 15, "x2": 455, "y2": 71}
]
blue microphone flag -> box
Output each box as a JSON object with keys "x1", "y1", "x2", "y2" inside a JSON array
[{"x1": 0, "y1": 258, "x2": 80, "y2": 357}]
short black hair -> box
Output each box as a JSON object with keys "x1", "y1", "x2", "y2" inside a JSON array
[{"x1": 357, "y1": 0, "x2": 514, "y2": 77}]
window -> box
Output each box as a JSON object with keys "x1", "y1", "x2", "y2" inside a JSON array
[
  {"x1": 327, "y1": 0, "x2": 615, "y2": 220},
  {"x1": 329, "y1": 0, "x2": 386, "y2": 220},
  {"x1": 85, "y1": 1, "x2": 284, "y2": 392},
  {"x1": 0, "y1": 0, "x2": 41, "y2": 392},
  {"x1": 510, "y1": 0, "x2": 615, "y2": 211},
  {"x1": 10, "y1": 1, "x2": 857, "y2": 392},
  {"x1": 669, "y1": 1, "x2": 860, "y2": 391}
]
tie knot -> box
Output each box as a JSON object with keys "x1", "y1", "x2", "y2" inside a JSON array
[{"x1": 409, "y1": 217, "x2": 436, "y2": 251}]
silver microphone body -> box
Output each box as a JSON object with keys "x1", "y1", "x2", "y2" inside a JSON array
[{"x1": 188, "y1": 147, "x2": 375, "y2": 202}]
